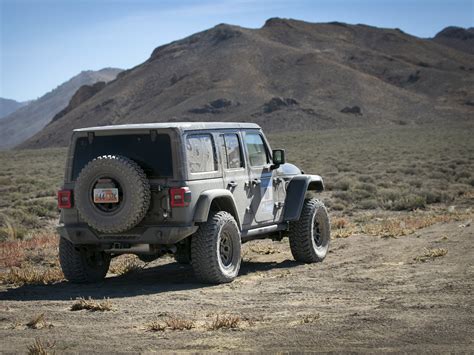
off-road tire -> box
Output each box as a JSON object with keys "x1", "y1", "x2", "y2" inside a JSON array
[
  {"x1": 289, "y1": 198, "x2": 330, "y2": 263},
  {"x1": 59, "y1": 238, "x2": 111, "y2": 283},
  {"x1": 75, "y1": 155, "x2": 151, "y2": 233},
  {"x1": 191, "y1": 211, "x2": 241, "y2": 284},
  {"x1": 175, "y1": 238, "x2": 191, "y2": 264}
]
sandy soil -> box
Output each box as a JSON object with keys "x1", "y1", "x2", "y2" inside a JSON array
[{"x1": 0, "y1": 220, "x2": 473, "y2": 353}]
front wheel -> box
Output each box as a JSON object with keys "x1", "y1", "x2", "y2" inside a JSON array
[
  {"x1": 59, "y1": 238, "x2": 111, "y2": 283},
  {"x1": 289, "y1": 198, "x2": 330, "y2": 263},
  {"x1": 191, "y1": 211, "x2": 241, "y2": 284}
]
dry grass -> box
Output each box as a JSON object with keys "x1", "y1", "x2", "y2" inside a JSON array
[
  {"x1": 301, "y1": 313, "x2": 320, "y2": 324},
  {"x1": 248, "y1": 244, "x2": 280, "y2": 255},
  {"x1": 361, "y1": 211, "x2": 472, "y2": 238},
  {"x1": 70, "y1": 297, "x2": 114, "y2": 312},
  {"x1": 0, "y1": 265, "x2": 63, "y2": 286},
  {"x1": 146, "y1": 316, "x2": 195, "y2": 332},
  {"x1": 414, "y1": 248, "x2": 448, "y2": 262},
  {"x1": 331, "y1": 210, "x2": 473, "y2": 239},
  {"x1": 165, "y1": 316, "x2": 195, "y2": 330},
  {"x1": 146, "y1": 320, "x2": 167, "y2": 332},
  {"x1": 26, "y1": 313, "x2": 52, "y2": 330},
  {"x1": 207, "y1": 314, "x2": 241, "y2": 330},
  {"x1": 0, "y1": 232, "x2": 58, "y2": 267},
  {"x1": 27, "y1": 338, "x2": 56, "y2": 355},
  {"x1": 331, "y1": 217, "x2": 354, "y2": 238},
  {"x1": 331, "y1": 217, "x2": 348, "y2": 229},
  {"x1": 0, "y1": 231, "x2": 62, "y2": 286},
  {"x1": 0, "y1": 231, "x2": 58, "y2": 268},
  {"x1": 109, "y1": 255, "x2": 144, "y2": 276}
]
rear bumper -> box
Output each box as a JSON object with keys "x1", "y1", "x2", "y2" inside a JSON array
[{"x1": 57, "y1": 224, "x2": 199, "y2": 245}]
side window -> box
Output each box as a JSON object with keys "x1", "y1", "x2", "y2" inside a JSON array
[
  {"x1": 186, "y1": 134, "x2": 217, "y2": 173},
  {"x1": 244, "y1": 133, "x2": 269, "y2": 167},
  {"x1": 223, "y1": 134, "x2": 243, "y2": 169}
]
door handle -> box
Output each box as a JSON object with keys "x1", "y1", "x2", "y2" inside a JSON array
[
  {"x1": 252, "y1": 178, "x2": 261, "y2": 186},
  {"x1": 227, "y1": 181, "x2": 238, "y2": 188}
]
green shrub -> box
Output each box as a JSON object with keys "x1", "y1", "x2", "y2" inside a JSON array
[
  {"x1": 332, "y1": 191, "x2": 352, "y2": 202},
  {"x1": 392, "y1": 194, "x2": 426, "y2": 211},
  {"x1": 351, "y1": 188, "x2": 374, "y2": 201},
  {"x1": 333, "y1": 178, "x2": 353, "y2": 191},
  {"x1": 358, "y1": 199, "x2": 378, "y2": 210},
  {"x1": 408, "y1": 179, "x2": 423, "y2": 188},
  {"x1": 419, "y1": 189, "x2": 450, "y2": 204},
  {"x1": 358, "y1": 175, "x2": 375, "y2": 183},
  {"x1": 455, "y1": 171, "x2": 470, "y2": 181},
  {"x1": 330, "y1": 202, "x2": 345, "y2": 211},
  {"x1": 355, "y1": 183, "x2": 377, "y2": 193},
  {"x1": 378, "y1": 188, "x2": 400, "y2": 202}
]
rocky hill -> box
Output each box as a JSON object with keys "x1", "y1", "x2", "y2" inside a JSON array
[
  {"x1": 0, "y1": 98, "x2": 28, "y2": 120},
  {"x1": 21, "y1": 19, "x2": 474, "y2": 149},
  {"x1": 432, "y1": 26, "x2": 474, "y2": 55},
  {"x1": 0, "y1": 68, "x2": 122, "y2": 149}
]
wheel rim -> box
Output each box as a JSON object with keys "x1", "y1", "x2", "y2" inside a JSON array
[
  {"x1": 219, "y1": 230, "x2": 234, "y2": 268},
  {"x1": 313, "y1": 218, "x2": 323, "y2": 247}
]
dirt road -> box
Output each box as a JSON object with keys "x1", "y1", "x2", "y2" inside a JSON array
[{"x1": 1, "y1": 221, "x2": 472, "y2": 352}]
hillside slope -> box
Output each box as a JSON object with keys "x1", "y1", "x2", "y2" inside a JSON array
[
  {"x1": 0, "y1": 98, "x2": 28, "y2": 120},
  {"x1": 0, "y1": 68, "x2": 122, "y2": 149},
  {"x1": 22, "y1": 19, "x2": 474, "y2": 148}
]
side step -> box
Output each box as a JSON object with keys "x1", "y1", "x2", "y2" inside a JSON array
[{"x1": 241, "y1": 223, "x2": 287, "y2": 242}]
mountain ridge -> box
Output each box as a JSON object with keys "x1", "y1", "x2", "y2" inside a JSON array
[
  {"x1": 0, "y1": 98, "x2": 29, "y2": 120},
  {"x1": 432, "y1": 26, "x2": 474, "y2": 54},
  {"x1": 20, "y1": 19, "x2": 474, "y2": 149},
  {"x1": 0, "y1": 68, "x2": 122, "y2": 149}
]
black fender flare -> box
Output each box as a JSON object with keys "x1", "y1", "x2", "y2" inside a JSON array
[
  {"x1": 193, "y1": 189, "x2": 241, "y2": 230},
  {"x1": 283, "y1": 175, "x2": 324, "y2": 221}
]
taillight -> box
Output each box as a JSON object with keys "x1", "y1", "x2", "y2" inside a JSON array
[
  {"x1": 58, "y1": 189, "x2": 73, "y2": 209},
  {"x1": 170, "y1": 187, "x2": 191, "y2": 207}
]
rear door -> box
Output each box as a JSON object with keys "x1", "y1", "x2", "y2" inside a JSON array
[
  {"x1": 217, "y1": 132, "x2": 252, "y2": 226},
  {"x1": 242, "y1": 130, "x2": 274, "y2": 226}
]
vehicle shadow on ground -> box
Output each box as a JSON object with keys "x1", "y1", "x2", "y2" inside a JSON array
[{"x1": 0, "y1": 259, "x2": 301, "y2": 302}]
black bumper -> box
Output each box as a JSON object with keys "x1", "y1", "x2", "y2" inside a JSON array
[{"x1": 57, "y1": 224, "x2": 199, "y2": 245}]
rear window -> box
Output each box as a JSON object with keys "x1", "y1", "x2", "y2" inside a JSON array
[
  {"x1": 186, "y1": 134, "x2": 217, "y2": 173},
  {"x1": 72, "y1": 134, "x2": 173, "y2": 180}
]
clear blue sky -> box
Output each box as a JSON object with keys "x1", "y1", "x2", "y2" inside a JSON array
[{"x1": 1, "y1": 0, "x2": 473, "y2": 101}]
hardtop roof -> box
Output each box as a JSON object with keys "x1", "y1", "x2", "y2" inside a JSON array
[{"x1": 74, "y1": 122, "x2": 261, "y2": 133}]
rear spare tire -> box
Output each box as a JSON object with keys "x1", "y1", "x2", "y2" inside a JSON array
[{"x1": 75, "y1": 155, "x2": 151, "y2": 233}]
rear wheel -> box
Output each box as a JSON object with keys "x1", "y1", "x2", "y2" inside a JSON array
[
  {"x1": 289, "y1": 198, "x2": 330, "y2": 263},
  {"x1": 191, "y1": 211, "x2": 241, "y2": 284},
  {"x1": 59, "y1": 238, "x2": 111, "y2": 283}
]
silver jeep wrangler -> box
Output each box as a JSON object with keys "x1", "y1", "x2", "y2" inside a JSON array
[{"x1": 57, "y1": 122, "x2": 330, "y2": 284}]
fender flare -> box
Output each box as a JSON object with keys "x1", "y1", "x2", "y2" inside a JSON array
[
  {"x1": 193, "y1": 189, "x2": 241, "y2": 230},
  {"x1": 283, "y1": 175, "x2": 324, "y2": 221}
]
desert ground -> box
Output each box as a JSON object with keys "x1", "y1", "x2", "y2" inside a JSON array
[{"x1": 0, "y1": 123, "x2": 473, "y2": 352}]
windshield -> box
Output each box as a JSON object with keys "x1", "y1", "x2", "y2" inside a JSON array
[{"x1": 72, "y1": 134, "x2": 173, "y2": 180}]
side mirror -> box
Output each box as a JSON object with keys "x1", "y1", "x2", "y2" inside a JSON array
[{"x1": 271, "y1": 149, "x2": 285, "y2": 169}]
